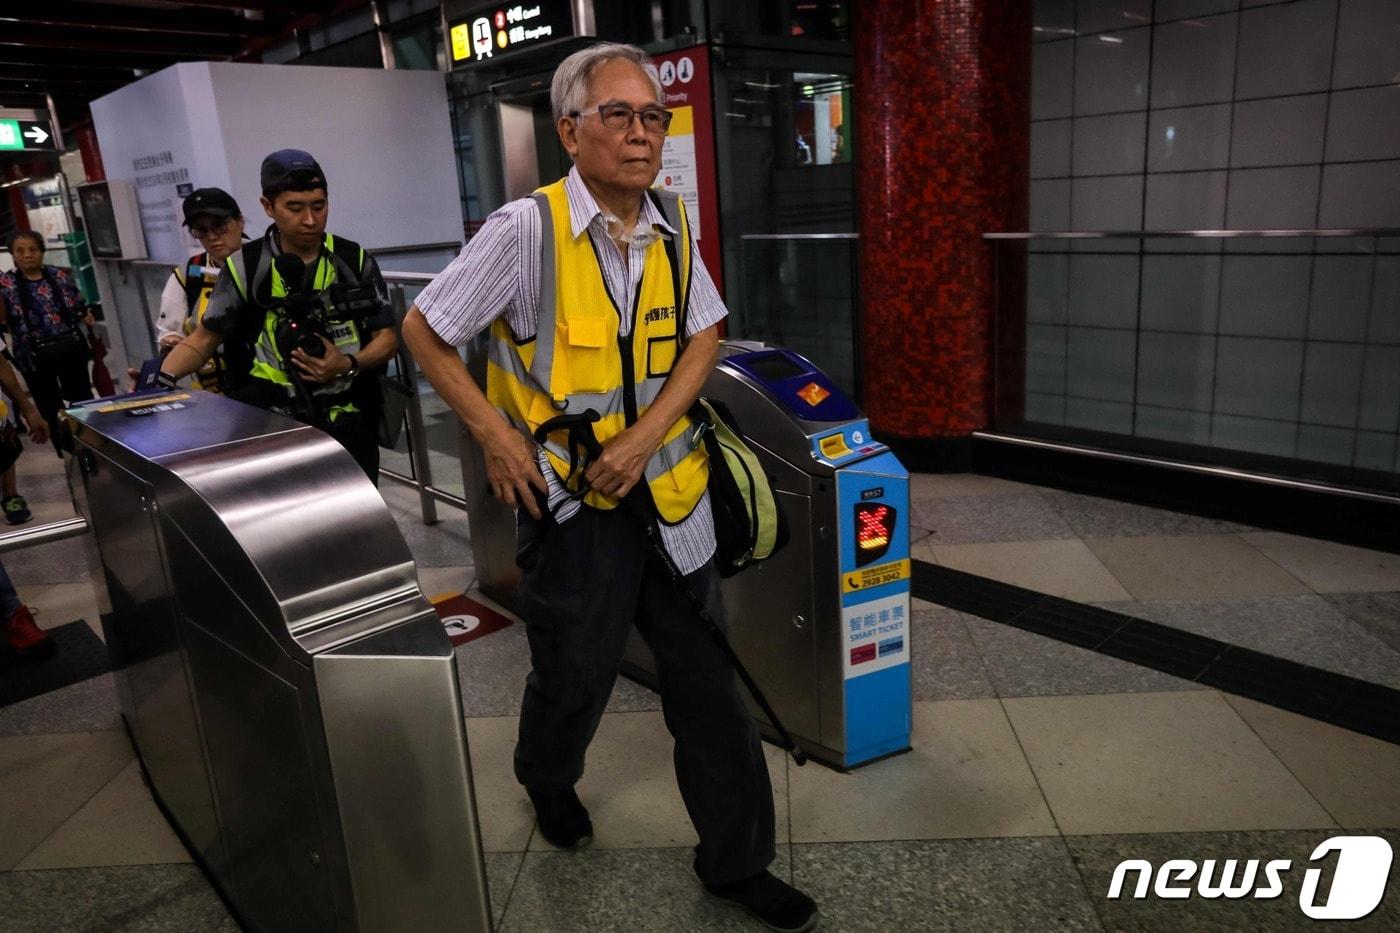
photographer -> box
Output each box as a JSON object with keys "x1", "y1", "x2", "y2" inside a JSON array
[{"x1": 159, "y1": 150, "x2": 397, "y2": 481}]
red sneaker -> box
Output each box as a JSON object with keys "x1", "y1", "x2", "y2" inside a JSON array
[{"x1": 3, "y1": 605, "x2": 55, "y2": 658}]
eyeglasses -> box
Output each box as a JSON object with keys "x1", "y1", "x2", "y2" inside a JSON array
[
  {"x1": 571, "y1": 103, "x2": 672, "y2": 134},
  {"x1": 188, "y1": 217, "x2": 232, "y2": 238}
]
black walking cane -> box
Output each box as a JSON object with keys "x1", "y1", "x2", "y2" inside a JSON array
[{"x1": 534, "y1": 410, "x2": 808, "y2": 767}]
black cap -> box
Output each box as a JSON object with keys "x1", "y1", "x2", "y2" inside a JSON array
[
  {"x1": 260, "y1": 148, "x2": 326, "y2": 195},
  {"x1": 181, "y1": 188, "x2": 241, "y2": 226}
]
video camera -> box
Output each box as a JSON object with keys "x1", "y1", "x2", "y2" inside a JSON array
[{"x1": 268, "y1": 253, "x2": 380, "y2": 362}]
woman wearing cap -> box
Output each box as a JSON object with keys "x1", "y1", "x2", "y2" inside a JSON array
[{"x1": 153, "y1": 188, "x2": 246, "y2": 393}]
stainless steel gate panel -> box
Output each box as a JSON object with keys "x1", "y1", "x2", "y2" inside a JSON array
[{"x1": 66, "y1": 390, "x2": 492, "y2": 932}]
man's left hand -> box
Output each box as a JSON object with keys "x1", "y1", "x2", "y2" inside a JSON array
[
  {"x1": 584, "y1": 424, "x2": 659, "y2": 499},
  {"x1": 21, "y1": 407, "x2": 49, "y2": 445},
  {"x1": 290, "y1": 336, "x2": 351, "y2": 384}
]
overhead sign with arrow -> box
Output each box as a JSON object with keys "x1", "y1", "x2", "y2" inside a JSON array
[{"x1": 0, "y1": 119, "x2": 56, "y2": 151}]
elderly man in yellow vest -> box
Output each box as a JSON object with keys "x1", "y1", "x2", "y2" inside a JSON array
[{"x1": 404, "y1": 42, "x2": 818, "y2": 933}]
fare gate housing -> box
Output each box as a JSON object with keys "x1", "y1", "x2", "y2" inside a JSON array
[
  {"x1": 65, "y1": 391, "x2": 492, "y2": 932},
  {"x1": 622, "y1": 342, "x2": 913, "y2": 769}
]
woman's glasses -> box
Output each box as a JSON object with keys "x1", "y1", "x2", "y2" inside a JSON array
[{"x1": 188, "y1": 217, "x2": 233, "y2": 239}]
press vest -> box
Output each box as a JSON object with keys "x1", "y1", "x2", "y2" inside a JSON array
[
  {"x1": 485, "y1": 180, "x2": 708, "y2": 524},
  {"x1": 223, "y1": 232, "x2": 367, "y2": 422},
  {"x1": 171, "y1": 251, "x2": 226, "y2": 392}
]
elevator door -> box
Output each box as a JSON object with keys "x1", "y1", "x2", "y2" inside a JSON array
[{"x1": 499, "y1": 91, "x2": 570, "y2": 201}]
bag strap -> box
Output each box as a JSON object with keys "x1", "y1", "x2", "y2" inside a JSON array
[
  {"x1": 183, "y1": 251, "x2": 209, "y2": 312},
  {"x1": 326, "y1": 234, "x2": 365, "y2": 283}
]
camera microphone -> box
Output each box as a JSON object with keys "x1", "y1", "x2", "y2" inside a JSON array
[{"x1": 274, "y1": 252, "x2": 307, "y2": 293}]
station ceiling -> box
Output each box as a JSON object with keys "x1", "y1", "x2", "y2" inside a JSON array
[{"x1": 0, "y1": 1, "x2": 349, "y2": 133}]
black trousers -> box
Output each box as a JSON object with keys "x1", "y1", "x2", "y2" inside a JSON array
[
  {"x1": 323, "y1": 414, "x2": 379, "y2": 485},
  {"x1": 21, "y1": 355, "x2": 94, "y2": 455},
  {"x1": 513, "y1": 505, "x2": 776, "y2": 886}
]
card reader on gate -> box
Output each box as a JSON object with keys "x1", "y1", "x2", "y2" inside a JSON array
[{"x1": 724, "y1": 349, "x2": 858, "y2": 422}]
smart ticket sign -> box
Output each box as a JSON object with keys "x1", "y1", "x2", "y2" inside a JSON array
[{"x1": 447, "y1": 0, "x2": 578, "y2": 67}]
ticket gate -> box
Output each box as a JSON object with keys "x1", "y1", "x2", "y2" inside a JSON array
[
  {"x1": 65, "y1": 391, "x2": 492, "y2": 933},
  {"x1": 461, "y1": 340, "x2": 912, "y2": 770},
  {"x1": 624, "y1": 343, "x2": 912, "y2": 768}
]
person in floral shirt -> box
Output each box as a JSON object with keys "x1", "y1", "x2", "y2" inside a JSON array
[
  {"x1": 0, "y1": 230, "x2": 94, "y2": 438},
  {"x1": 0, "y1": 231, "x2": 95, "y2": 522}
]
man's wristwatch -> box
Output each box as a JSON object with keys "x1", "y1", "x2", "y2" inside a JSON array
[
  {"x1": 344, "y1": 354, "x2": 359, "y2": 378},
  {"x1": 155, "y1": 370, "x2": 179, "y2": 390}
]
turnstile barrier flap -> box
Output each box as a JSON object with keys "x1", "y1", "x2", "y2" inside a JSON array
[
  {"x1": 66, "y1": 391, "x2": 422, "y2": 658},
  {"x1": 67, "y1": 389, "x2": 493, "y2": 932}
]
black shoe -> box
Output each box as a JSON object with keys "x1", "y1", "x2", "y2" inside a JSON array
[
  {"x1": 705, "y1": 871, "x2": 818, "y2": 932},
  {"x1": 2, "y1": 495, "x2": 31, "y2": 525},
  {"x1": 527, "y1": 787, "x2": 593, "y2": 849}
]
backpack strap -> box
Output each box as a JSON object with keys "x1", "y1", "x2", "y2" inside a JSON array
[
  {"x1": 225, "y1": 238, "x2": 268, "y2": 303},
  {"x1": 325, "y1": 234, "x2": 366, "y2": 284},
  {"x1": 182, "y1": 251, "x2": 209, "y2": 312}
]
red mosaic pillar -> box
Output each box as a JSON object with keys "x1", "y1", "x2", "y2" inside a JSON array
[
  {"x1": 74, "y1": 122, "x2": 106, "y2": 182},
  {"x1": 5, "y1": 162, "x2": 35, "y2": 231},
  {"x1": 854, "y1": 0, "x2": 1030, "y2": 460}
]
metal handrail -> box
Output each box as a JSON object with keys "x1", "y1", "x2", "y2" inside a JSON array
[
  {"x1": 984, "y1": 228, "x2": 1400, "y2": 239},
  {"x1": 374, "y1": 277, "x2": 474, "y2": 523},
  {"x1": 125, "y1": 243, "x2": 460, "y2": 271},
  {"x1": 123, "y1": 262, "x2": 443, "y2": 284},
  {"x1": 0, "y1": 517, "x2": 89, "y2": 554},
  {"x1": 378, "y1": 471, "x2": 468, "y2": 511},
  {"x1": 740, "y1": 233, "x2": 859, "y2": 240},
  {"x1": 380, "y1": 271, "x2": 438, "y2": 284},
  {"x1": 374, "y1": 241, "x2": 460, "y2": 256},
  {"x1": 974, "y1": 432, "x2": 1400, "y2": 506}
]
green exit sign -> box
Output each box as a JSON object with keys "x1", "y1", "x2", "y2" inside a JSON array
[{"x1": 0, "y1": 119, "x2": 53, "y2": 151}]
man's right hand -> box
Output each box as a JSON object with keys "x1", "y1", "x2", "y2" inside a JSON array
[{"x1": 483, "y1": 424, "x2": 549, "y2": 519}]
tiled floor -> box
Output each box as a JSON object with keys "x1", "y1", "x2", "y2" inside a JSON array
[
  {"x1": 1, "y1": 464, "x2": 1397, "y2": 931},
  {"x1": 911, "y1": 473, "x2": 1400, "y2": 687}
]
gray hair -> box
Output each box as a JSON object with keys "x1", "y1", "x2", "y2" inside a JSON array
[{"x1": 550, "y1": 42, "x2": 663, "y2": 122}]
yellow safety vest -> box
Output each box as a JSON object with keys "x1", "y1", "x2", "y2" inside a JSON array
[
  {"x1": 172, "y1": 253, "x2": 224, "y2": 392},
  {"x1": 486, "y1": 180, "x2": 708, "y2": 523}
]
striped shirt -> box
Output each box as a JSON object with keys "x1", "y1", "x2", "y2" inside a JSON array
[{"x1": 416, "y1": 167, "x2": 727, "y2": 575}]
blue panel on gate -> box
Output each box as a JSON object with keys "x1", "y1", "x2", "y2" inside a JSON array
[
  {"x1": 834, "y1": 450, "x2": 912, "y2": 767},
  {"x1": 843, "y1": 664, "x2": 912, "y2": 767}
]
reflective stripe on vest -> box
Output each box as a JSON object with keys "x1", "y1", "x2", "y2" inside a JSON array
[{"x1": 485, "y1": 180, "x2": 707, "y2": 524}]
